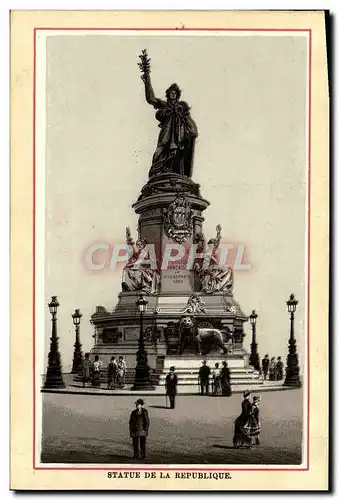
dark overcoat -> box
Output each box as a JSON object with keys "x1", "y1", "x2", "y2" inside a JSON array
[
  {"x1": 165, "y1": 373, "x2": 178, "y2": 395},
  {"x1": 129, "y1": 408, "x2": 150, "y2": 438}
]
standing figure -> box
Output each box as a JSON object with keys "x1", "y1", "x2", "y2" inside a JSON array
[
  {"x1": 212, "y1": 363, "x2": 222, "y2": 396},
  {"x1": 82, "y1": 353, "x2": 92, "y2": 388},
  {"x1": 129, "y1": 399, "x2": 150, "y2": 460},
  {"x1": 257, "y1": 365, "x2": 264, "y2": 381},
  {"x1": 276, "y1": 356, "x2": 284, "y2": 381},
  {"x1": 165, "y1": 366, "x2": 178, "y2": 409},
  {"x1": 251, "y1": 396, "x2": 261, "y2": 446},
  {"x1": 221, "y1": 360, "x2": 232, "y2": 397},
  {"x1": 92, "y1": 355, "x2": 102, "y2": 387},
  {"x1": 198, "y1": 360, "x2": 210, "y2": 396},
  {"x1": 151, "y1": 325, "x2": 158, "y2": 355},
  {"x1": 138, "y1": 50, "x2": 198, "y2": 178},
  {"x1": 262, "y1": 354, "x2": 270, "y2": 381},
  {"x1": 233, "y1": 390, "x2": 253, "y2": 448},
  {"x1": 117, "y1": 356, "x2": 127, "y2": 388},
  {"x1": 269, "y1": 357, "x2": 277, "y2": 381},
  {"x1": 107, "y1": 356, "x2": 117, "y2": 390}
]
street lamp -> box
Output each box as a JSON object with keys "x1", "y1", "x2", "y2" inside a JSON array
[
  {"x1": 249, "y1": 310, "x2": 260, "y2": 371},
  {"x1": 43, "y1": 296, "x2": 65, "y2": 389},
  {"x1": 71, "y1": 309, "x2": 83, "y2": 375},
  {"x1": 284, "y1": 294, "x2": 302, "y2": 387},
  {"x1": 131, "y1": 293, "x2": 154, "y2": 391}
]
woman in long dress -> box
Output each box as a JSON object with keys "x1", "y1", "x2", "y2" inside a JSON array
[
  {"x1": 250, "y1": 396, "x2": 261, "y2": 446},
  {"x1": 92, "y1": 355, "x2": 102, "y2": 388},
  {"x1": 233, "y1": 390, "x2": 253, "y2": 448},
  {"x1": 107, "y1": 356, "x2": 117, "y2": 390},
  {"x1": 212, "y1": 363, "x2": 222, "y2": 396},
  {"x1": 82, "y1": 353, "x2": 92, "y2": 388},
  {"x1": 221, "y1": 361, "x2": 232, "y2": 397},
  {"x1": 269, "y1": 357, "x2": 277, "y2": 381},
  {"x1": 117, "y1": 356, "x2": 127, "y2": 389},
  {"x1": 276, "y1": 357, "x2": 284, "y2": 381}
]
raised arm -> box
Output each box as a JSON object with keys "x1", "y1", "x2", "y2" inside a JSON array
[
  {"x1": 141, "y1": 73, "x2": 159, "y2": 107},
  {"x1": 215, "y1": 224, "x2": 222, "y2": 248},
  {"x1": 138, "y1": 49, "x2": 161, "y2": 108}
]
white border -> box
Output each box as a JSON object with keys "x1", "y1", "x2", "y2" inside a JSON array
[{"x1": 35, "y1": 28, "x2": 310, "y2": 471}]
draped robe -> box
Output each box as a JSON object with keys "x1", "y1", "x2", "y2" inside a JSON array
[{"x1": 149, "y1": 99, "x2": 198, "y2": 178}]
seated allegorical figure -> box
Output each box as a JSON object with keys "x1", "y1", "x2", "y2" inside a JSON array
[
  {"x1": 194, "y1": 225, "x2": 234, "y2": 295},
  {"x1": 121, "y1": 227, "x2": 160, "y2": 294}
]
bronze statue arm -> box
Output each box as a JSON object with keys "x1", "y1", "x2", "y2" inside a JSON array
[{"x1": 141, "y1": 73, "x2": 160, "y2": 107}]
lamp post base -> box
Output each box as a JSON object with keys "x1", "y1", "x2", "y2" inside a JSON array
[
  {"x1": 283, "y1": 366, "x2": 302, "y2": 388},
  {"x1": 284, "y1": 341, "x2": 302, "y2": 388},
  {"x1": 71, "y1": 349, "x2": 83, "y2": 375},
  {"x1": 43, "y1": 368, "x2": 65, "y2": 389},
  {"x1": 131, "y1": 364, "x2": 155, "y2": 391},
  {"x1": 249, "y1": 342, "x2": 260, "y2": 372}
]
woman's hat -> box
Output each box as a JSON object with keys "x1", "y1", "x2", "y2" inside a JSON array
[
  {"x1": 135, "y1": 399, "x2": 144, "y2": 406},
  {"x1": 253, "y1": 396, "x2": 260, "y2": 402},
  {"x1": 243, "y1": 390, "x2": 251, "y2": 398}
]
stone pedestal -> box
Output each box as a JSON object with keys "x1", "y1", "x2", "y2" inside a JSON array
[{"x1": 90, "y1": 173, "x2": 249, "y2": 377}]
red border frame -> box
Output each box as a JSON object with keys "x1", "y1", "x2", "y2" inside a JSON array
[{"x1": 33, "y1": 27, "x2": 312, "y2": 472}]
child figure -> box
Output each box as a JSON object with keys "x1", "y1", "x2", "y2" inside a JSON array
[{"x1": 251, "y1": 396, "x2": 261, "y2": 446}]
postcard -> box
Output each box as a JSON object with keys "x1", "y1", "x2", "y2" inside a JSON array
[{"x1": 10, "y1": 10, "x2": 329, "y2": 491}]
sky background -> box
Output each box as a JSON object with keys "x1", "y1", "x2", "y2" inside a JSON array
[{"x1": 43, "y1": 33, "x2": 307, "y2": 373}]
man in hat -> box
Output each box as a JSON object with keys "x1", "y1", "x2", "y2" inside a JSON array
[
  {"x1": 262, "y1": 354, "x2": 269, "y2": 381},
  {"x1": 198, "y1": 360, "x2": 210, "y2": 396},
  {"x1": 165, "y1": 366, "x2": 178, "y2": 409},
  {"x1": 129, "y1": 399, "x2": 150, "y2": 460}
]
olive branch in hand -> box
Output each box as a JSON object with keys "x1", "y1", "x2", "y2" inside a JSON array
[
  {"x1": 138, "y1": 49, "x2": 151, "y2": 76},
  {"x1": 126, "y1": 226, "x2": 134, "y2": 246}
]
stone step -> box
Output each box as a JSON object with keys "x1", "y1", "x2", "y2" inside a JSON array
[
  {"x1": 158, "y1": 374, "x2": 260, "y2": 382},
  {"x1": 158, "y1": 376, "x2": 262, "y2": 385},
  {"x1": 159, "y1": 380, "x2": 264, "y2": 388},
  {"x1": 161, "y1": 357, "x2": 248, "y2": 369},
  {"x1": 82, "y1": 365, "x2": 256, "y2": 374},
  {"x1": 158, "y1": 367, "x2": 257, "y2": 373},
  {"x1": 170, "y1": 383, "x2": 266, "y2": 394},
  {"x1": 74, "y1": 366, "x2": 261, "y2": 385}
]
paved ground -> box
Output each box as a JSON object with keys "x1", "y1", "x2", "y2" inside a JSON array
[{"x1": 40, "y1": 389, "x2": 303, "y2": 465}]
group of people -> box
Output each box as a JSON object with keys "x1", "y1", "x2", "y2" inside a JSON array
[
  {"x1": 261, "y1": 355, "x2": 284, "y2": 381},
  {"x1": 198, "y1": 360, "x2": 232, "y2": 397},
  {"x1": 129, "y1": 388, "x2": 262, "y2": 460},
  {"x1": 82, "y1": 354, "x2": 127, "y2": 389},
  {"x1": 164, "y1": 360, "x2": 232, "y2": 411}
]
